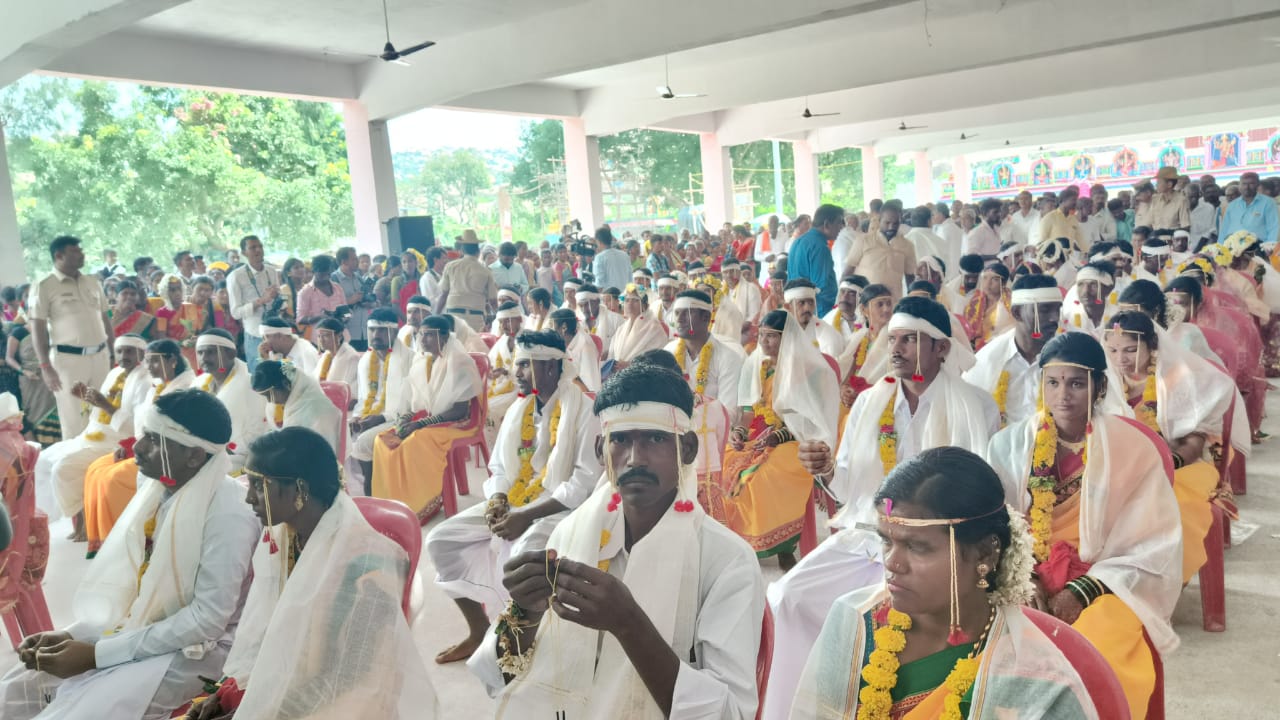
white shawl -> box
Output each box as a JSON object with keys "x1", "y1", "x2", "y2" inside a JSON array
[
  {"x1": 280, "y1": 369, "x2": 343, "y2": 453},
  {"x1": 987, "y1": 414, "x2": 1183, "y2": 654},
  {"x1": 711, "y1": 297, "x2": 746, "y2": 347},
  {"x1": 609, "y1": 315, "x2": 670, "y2": 362},
  {"x1": 494, "y1": 378, "x2": 593, "y2": 499},
  {"x1": 739, "y1": 313, "x2": 840, "y2": 449},
  {"x1": 408, "y1": 337, "x2": 482, "y2": 414},
  {"x1": 225, "y1": 494, "x2": 439, "y2": 719}
]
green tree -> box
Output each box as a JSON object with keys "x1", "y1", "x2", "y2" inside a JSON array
[
  {"x1": 731, "y1": 140, "x2": 796, "y2": 216},
  {"x1": 400, "y1": 148, "x2": 492, "y2": 227}
]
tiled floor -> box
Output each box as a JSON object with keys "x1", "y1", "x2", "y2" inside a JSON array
[{"x1": 5, "y1": 401, "x2": 1279, "y2": 717}]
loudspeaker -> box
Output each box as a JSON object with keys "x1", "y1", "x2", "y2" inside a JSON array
[{"x1": 386, "y1": 216, "x2": 435, "y2": 254}]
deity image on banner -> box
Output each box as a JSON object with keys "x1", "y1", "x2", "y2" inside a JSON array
[
  {"x1": 1031, "y1": 159, "x2": 1052, "y2": 185},
  {"x1": 993, "y1": 162, "x2": 1014, "y2": 189},
  {"x1": 1160, "y1": 145, "x2": 1185, "y2": 170},
  {"x1": 1268, "y1": 134, "x2": 1280, "y2": 164},
  {"x1": 1209, "y1": 132, "x2": 1242, "y2": 169},
  {"x1": 1113, "y1": 147, "x2": 1139, "y2": 177},
  {"x1": 1072, "y1": 155, "x2": 1094, "y2": 180}
]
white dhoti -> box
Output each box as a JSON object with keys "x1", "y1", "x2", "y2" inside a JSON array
[
  {"x1": 761, "y1": 528, "x2": 884, "y2": 720},
  {"x1": 48, "y1": 351, "x2": 110, "y2": 441},
  {"x1": 350, "y1": 421, "x2": 395, "y2": 462},
  {"x1": 36, "y1": 436, "x2": 116, "y2": 518},
  {"x1": 0, "y1": 638, "x2": 229, "y2": 720},
  {"x1": 425, "y1": 502, "x2": 566, "y2": 614}
]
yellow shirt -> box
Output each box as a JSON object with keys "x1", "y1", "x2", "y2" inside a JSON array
[{"x1": 1037, "y1": 210, "x2": 1082, "y2": 253}]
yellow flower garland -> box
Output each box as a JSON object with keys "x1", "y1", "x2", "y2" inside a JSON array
[
  {"x1": 597, "y1": 529, "x2": 612, "y2": 572},
  {"x1": 853, "y1": 332, "x2": 871, "y2": 374},
  {"x1": 488, "y1": 353, "x2": 514, "y2": 398},
  {"x1": 993, "y1": 370, "x2": 1010, "y2": 428},
  {"x1": 1131, "y1": 371, "x2": 1160, "y2": 435},
  {"x1": 317, "y1": 351, "x2": 334, "y2": 381},
  {"x1": 939, "y1": 656, "x2": 982, "y2": 720},
  {"x1": 1028, "y1": 409, "x2": 1058, "y2": 563},
  {"x1": 507, "y1": 399, "x2": 563, "y2": 508},
  {"x1": 360, "y1": 351, "x2": 391, "y2": 418},
  {"x1": 754, "y1": 360, "x2": 781, "y2": 429},
  {"x1": 675, "y1": 338, "x2": 714, "y2": 395},
  {"x1": 85, "y1": 371, "x2": 128, "y2": 441},
  {"x1": 270, "y1": 403, "x2": 285, "y2": 428},
  {"x1": 856, "y1": 607, "x2": 910, "y2": 720},
  {"x1": 200, "y1": 365, "x2": 236, "y2": 393},
  {"x1": 877, "y1": 388, "x2": 897, "y2": 476}
]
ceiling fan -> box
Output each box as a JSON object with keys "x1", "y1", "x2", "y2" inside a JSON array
[
  {"x1": 801, "y1": 98, "x2": 840, "y2": 118},
  {"x1": 960, "y1": 132, "x2": 979, "y2": 140},
  {"x1": 656, "y1": 56, "x2": 705, "y2": 99},
  {"x1": 898, "y1": 121, "x2": 927, "y2": 131},
  {"x1": 326, "y1": 0, "x2": 436, "y2": 66}
]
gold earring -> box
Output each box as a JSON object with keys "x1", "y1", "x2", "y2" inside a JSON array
[
  {"x1": 976, "y1": 563, "x2": 990, "y2": 589},
  {"x1": 295, "y1": 481, "x2": 306, "y2": 511}
]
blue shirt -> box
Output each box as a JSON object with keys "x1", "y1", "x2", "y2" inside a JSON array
[
  {"x1": 1220, "y1": 195, "x2": 1279, "y2": 244},
  {"x1": 787, "y1": 228, "x2": 837, "y2": 315},
  {"x1": 591, "y1": 247, "x2": 633, "y2": 292},
  {"x1": 488, "y1": 260, "x2": 529, "y2": 293}
]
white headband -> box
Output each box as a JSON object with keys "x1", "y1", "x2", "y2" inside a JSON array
[
  {"x1": 1010, "y1": 287, "x2": 1064, "y2": 306},
  {"x1": 599, "y1": 401, "x2": 692, "y2": 433},
  {"x1": 406, "y1": 301, "x2": 431, "y2": 312},
  {"x1": 688, "y1": 267, "x2": 707, "y2": 275},
  {"x1": 114, "y1": 336, "x2": 148, "y2": 352},
  {"x1": 887, "y1": 312, "x2": 948, "y2": 341},
  {"x1": 919, "y1": 256, "x2": 944, "y2": 275},
  {"x1": 657, "y1": 277, "x2": 680, "y2": 289},
  {"x1": 1076, "y1": 267, "x2": 1115, "y2": 286},
  {"x1": 194, "y1": 334, "x2": 237, "y2": 351},
  {"x1": 514, "y1": 345, "x2": 568, "y2": 362},
  {"x1": 997, "y1": 245, "x2": 1020, "y2": 260},
  {"x1": 564, "y1": 279, "x2": 584, "y2": 288},
  {"x1": 839, "y1": 279, "x2": 863, "y2": 292},
  {"x1": 576, "y1": 292, "x2": 601, "y2": 302},
  {"x1": 497, "y1": 290, "x2": 521, "y2": 302},
  {"x1": 367, "y1": 320, "x2": 399, "y2": 329},
  {"x1": 495, "y1": 307, "x2": 524, "y2": 321},
  {"x1": 138, "y1": 404, "x2": 226, "y2": 455},
  {"x1": 1173, "y1": 230, "x2": 1190, "y2": 239},
  {"x1": 1142, "y1": 245, "x2": 1171, "y2": 256},
  {"x1": 672, "y1": 297, "x2": 714, "y2": 313},
  {"x1": 260, "y1": 325, "x2": 294, "y2": 337},
  {"x1": 783, "y1": 287, "x2": 818, "y2": 303},
  {"x1": 632, "y1": 270, "x2": 648, "y2": 279}
]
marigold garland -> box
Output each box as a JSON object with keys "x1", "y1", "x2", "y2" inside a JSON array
[
  {"x1": 856, "y1": 606, "x2": 910, "y2": 720},
  {"x1": 754, "y1": 360, "x2": 781, "y2": 429},
  {"x1": 993, "y1": 370, "x2": 1010, "y2": 428},
  {"x1": 488, "y1": 352, "x2": 514, "y2": 398},
  {"x1": 317, "y1": 351, "x2": 334, "y2": 381},
  {"x1": 597, "y1": 529, "x2": 612, "y2": 572},
  {"x1": 675, "y1": 338, "x2": 714, "y2": 395},
  {"x1": 853, "y1": 332, "x2": 871, "y2": 375},
  {"x1": 1028, "y1": 410, "x2": 1058, "y2": 563},
  {"x1": 507, "y1": 399, "x2": 563, "y2": 508},
  {"x1": 1131, "y1": 371, "x2": 1160, "y2": 435},
  {"x1": 270, "y1": 403, "x2": 285, "y2": 428},
  {"x1": 939, "y1": 656, "x2": 982, "y2": 720},
  {"x1": 85, "y1": 371, "x2": 128, "y2": 441},
  {"x1": 360, "y1": 350, "x2": 391, "y2": 418},
  {"x1": 200, "y1": 365, "x2": 235, "y2": 393},
  {"x1": 877, "y1": 388, "x2": 897, "y2": 476}
]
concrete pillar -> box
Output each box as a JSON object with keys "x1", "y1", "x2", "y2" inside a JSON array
[
  {"x1": 952, "y1": 154, "x2": 973, "y2": 202},
  {"x1": 793, "y1": 140, "x2": 821, "y2": 215},
  {"x1": 859, "y1": 145, "x2": 883, "y2": 211},
  {"x1": 699, "y1": 132, "x2": 734, "y2": 227},
  {"x1": 343, "y1": 101, "x2": 398, "y2": 254},
  {"x1": 563, "y1": 117, "x2": 604, "y2": 231},
  {"x1": 912, "y1": 151, "x2": 933, "y2": 206},
  {"x1": 0, "y1": 123, "x2": 26, "y2": 286}
]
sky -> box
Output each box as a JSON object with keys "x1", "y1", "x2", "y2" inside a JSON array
[{"x1": 386, "y1": 107, "x2": 531, "y2": 154}]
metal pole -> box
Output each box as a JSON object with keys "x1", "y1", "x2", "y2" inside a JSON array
[{"x1": 772, "y1": 140, "x2": 784, "y2": 215}]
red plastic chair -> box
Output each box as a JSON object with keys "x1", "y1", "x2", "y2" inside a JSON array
[
  {"x1": 798, "y1": 355, "x2": 843, "y2": 556},
  {"x1": 443, "y1": 353, "x2": 491, "y2": 517},
  {"x1": 318, "y1": 380, "x2": 351, "y2": 463},
  {"x1": 1023, "y1": 609, "x2": 1130, "y2": 719},
  {"x1": 755, "y1": 605, "x2": 774, "y2": 720},
  {"x1": 478, "y1": 332, "x2": 499, "y2": 350},
  {"x1": 0, "y1": 442, "x2": 53, "y2": 650},
  {"x1": 353, "y1": 496, "x2": 421, "y2": 621}
]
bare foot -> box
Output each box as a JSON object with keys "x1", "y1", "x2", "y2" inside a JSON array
[
  {"x1": 435, "y1": 637, "x2": 483, "y2": 664},
  {"x1": 778, "y1": 552, "x2": 798, "y2": 572},
  {"x1": 70, "y1": 526, "x2": 88, "y2": 543}
]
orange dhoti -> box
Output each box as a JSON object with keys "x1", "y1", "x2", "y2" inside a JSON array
[
  {"x1": 1173, "y1": 461, "x2": 1217, "y2": 582},
  {"x1": 719, "y1": 410, "x2": 810, "y2": 558},
  {"x1": 82, "y1": 453, "x2": 139, "y2": 557},
  {"x1": 372, "y1": 423, "x2": 469, "y2": 524}
]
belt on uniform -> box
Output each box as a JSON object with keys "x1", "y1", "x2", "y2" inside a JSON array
[
  {"x1": 55, "y1": 343, "x2": 107, "y2": 356},
  {"x1": 446, "y1": 308, "x2": 485, "y2": 315}
]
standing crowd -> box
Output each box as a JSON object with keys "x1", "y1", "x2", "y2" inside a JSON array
[{"x1": 0, "y1": 162, "x2": 1270, "y2": 719}]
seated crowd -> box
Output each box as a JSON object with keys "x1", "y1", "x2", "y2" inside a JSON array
[{"x1": 0, "y1": 166, "x2": 1268, "y2": 717}]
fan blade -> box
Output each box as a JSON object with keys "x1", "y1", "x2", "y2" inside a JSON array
[
  {"x1": 809, "y1": 112, "x2": 840, "y2": 117},
  {"x1": 322, "y1": 48, "x2": 380, "y2": 59},
  {"x1": 656, "y1": 85, "x2": 673, "y2": 96},
  {"x1": 397, "y1": 40, "x2": 436, "y2": 56},
  {"x1": 672, "y1": 93, "x2": 705, "y2": 98},
  {"x1": 391, "y1": 58, "x2": 412, "y2": 67}
]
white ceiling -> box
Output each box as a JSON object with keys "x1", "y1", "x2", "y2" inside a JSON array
[{"x1": 7, "y1": 0, "x2": 1280, "y2": 159}]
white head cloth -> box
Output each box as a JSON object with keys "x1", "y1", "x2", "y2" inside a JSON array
[
  {"x1": 114, "y1": 335, "x2": 148, "y2": 352},
  {"x1": 367, "y1": 319, "x2": 399, "y2": 330},
  {"x1": 493, "y1": 396, "x2": 705, "y2": 720},
  {"x1": 495, "y1": 306, "x2": 524, "y2": 321},
  {"x1": 260, "y1": 324, "x2": 294, "y2": 337},
  {"x1": 839, "y1": 278, "x2": 864, "y2": 292},
  {"x1": 1010, "y1": 287, "x2": 1065, "y2": 306},
  {"x1": 563, "y1": 278, "x2": 584, "y2": 289},
  {"x1": 1076, "y1": 267, "x2": 1115, "y2": 286},
  {"x1": 671, "y1": 296, "x2": 713, "y2": 314},
  {"x1": 406, "y1": 301, "x2": 431, "y2": 313},
  {"x1": 783, "y1": 286, "x2": 818, "y2": 303},
  {"x1": 1142, "y1": 244, "x2": 1171, "y2": 256},
  {"x1": 576, "y1": 291, "x2": 601, "y2": 302},
  {"x1": 919, "y1": 256, "x2": 945, "y2": 276},
  {"x1": 497, "y1": 289, "x2": 522, "y2": 303},
  {"x1": 656, "y1": 277, "x2": 680, "y2": 290},
  {"x1": 1173, "y1": 230, "x2": 1190, "y2": 239},
  {"x1": 886, "y1": 310, "x2": 974, "y2": 373},
  {"x1": 514, "y1": 344, "x2": 568, "y2": 363},
  {"x1": 195, "y1": 334, "x2": 237, "y2": 351},
  {"x1": 997, "y1": 244, "x2": 1020, "y2": 260},
  {"x1": 739, "y1": 312, "x2": 840, "y2": 449}
]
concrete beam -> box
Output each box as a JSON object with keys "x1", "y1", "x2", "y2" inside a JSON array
[
  {"x1": 0, "y1": 0, "x2": 190, "y2": 87},
  {"x1": 41, "y1": 30, "x2": 358, "y2": 101}
]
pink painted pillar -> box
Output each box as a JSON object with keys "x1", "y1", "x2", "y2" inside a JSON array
[
  {"x1": 952, "y1": 154, "x2": 973, "y2": 202},
  {"x1": 912, "y1": 151, "x2": 933, "y2": 206},
  {"x1": 859, "y1": 145, "x2": 883, "y2": 211},
  {"x1": 793, "y1": 140, "x2": 821, "y2": 215},
  {"x1": 343, "y1": 101, "x2": 398, "y2": 254},
  {"x1": 699, "y1": 132, "x2": 734, "y2": 227},
  {"x1": 563, "y1": 117, "x2": 604, "y2": 231},
  {"x1": 0, "y1": 123, "x2": 26, "y2": 286}
]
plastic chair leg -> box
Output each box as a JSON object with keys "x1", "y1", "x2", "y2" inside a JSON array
[
  {"x1": 457, "y1": 447, "x2": 472, "y2": 496},
  {"x1": 1146, "y1": 633, "x2": 1165, "y2": 720},
  {"x1": 441, "y1": 448, "x2": 460, "y2": 519},
  {"x1": 1228, "y1": 453, "x2": 1246, "y2": 495},
  {"x1": 2, "y1": 611, "x2": 22, "y2": 650},
  {"x1": 1199, "y1": 505, "x2": 1226, "y2": 632}
]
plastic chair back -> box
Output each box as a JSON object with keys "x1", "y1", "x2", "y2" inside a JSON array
[
  {"x1": 1023, "y1": 609, "x2": 1130, "y2": 719},
  {"x1": 318, "y1": 381, "x2": 351, "y2": 461},
  {"x1": 479, "y1": 332, "x2": 499, "y2": 350},
  {"x1": 353, "y1": 496, "x2": 421, "y2": 621}
]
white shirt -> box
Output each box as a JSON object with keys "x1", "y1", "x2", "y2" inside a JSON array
[
  {"x1": 419, "y1": 270, "x2": 444, "y2": 313},
  {"x1": 934, "y1": 220, "x2": 964, "y2": 258},
  {"x1": 961, "y1": 224, "x2": 1002, "y2": 258},
  {"x1": 1077, "y1": 215, "x2": 1105, "y2": 254},
  {"x1": 1009, "y1": 208, "x2": 1042, "y2": 247},
  {"x1": 962, "y1": 333, "x2": 1041, "y2": 427},
  {"x1": 274, "y1": 337, "x2": 320, "y2": 376},
  {"x1": 469, "y1": 517, "x2": 764, "y2": 719},
  {"x1": 226, "y1": 263, "x2": 282, "y2": 338},
  {"x1": 802, "y1": 318, "x2": 846, "y2": 358},
  {"x1": 832, "y1": 228, "x2": 860, "y2": 271},
  {"x1": 726, "y1": 281, "x2": 763, "y2": 323},
  {"x1": 315, "y1": 342, "x2": 361, "y2": 390},
  {"x1": 483, "y1": 389, "x2": 602, "y2": 509},
  {"x1": 664, "y1": 335, "x2": 746, "y2": 410},
  {"x1": 904, "y1": 228, "x2": 954, "y2": 278},
  {"x1": 1190, "y1": 201, "x2": 1217, "y2": 245}
]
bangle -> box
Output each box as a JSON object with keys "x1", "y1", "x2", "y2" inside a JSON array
[{"x1": 1064, "y1": 580, "x2": 1091, "y2": 608}]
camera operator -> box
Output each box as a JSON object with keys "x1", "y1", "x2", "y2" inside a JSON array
[
  {"x1": 332, "y1": 246, "x2": 373, "y2": 351},
  {"x1": 226, "y1": 234, "x2": 282, "y2": 372}
]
